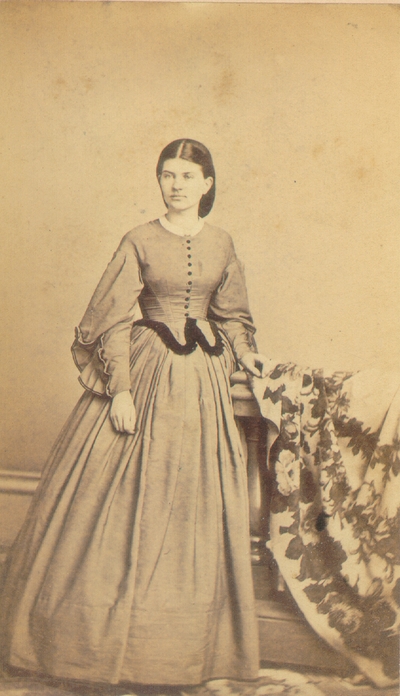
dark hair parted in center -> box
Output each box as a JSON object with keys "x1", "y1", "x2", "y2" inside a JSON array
[{"x1": 156, "y1": 139, "x2": 216, "y2": 218}]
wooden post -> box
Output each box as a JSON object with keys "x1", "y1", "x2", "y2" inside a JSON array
[
  {"x1": 230, "y1": 370, "x2": 353, "y2": 673},
  {"x1": 230, "y1": 370, "x2": 278, "y2": 598}
]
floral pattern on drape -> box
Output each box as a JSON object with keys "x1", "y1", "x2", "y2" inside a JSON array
[{"x1": 252, "y1": 365, "x2": 400, "y2": 688}]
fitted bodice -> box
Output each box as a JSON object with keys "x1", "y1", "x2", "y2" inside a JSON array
[
  {"x1": 73, "y1": 220, "x2": 256, "y2": 397},
  {"x1": 135, "y1": 221, "x2": 233, "y2": 324}
]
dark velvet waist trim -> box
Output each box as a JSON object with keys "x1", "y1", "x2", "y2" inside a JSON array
[{"x1": 133, "y1": 318, "x2": 224, "y2": 356}]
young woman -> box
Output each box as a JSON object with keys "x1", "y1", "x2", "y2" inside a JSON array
[{"x1": 0, "y1": 139, "x2": 268, "y2": 689}]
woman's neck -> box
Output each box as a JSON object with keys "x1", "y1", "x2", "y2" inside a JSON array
[{"x1": 165, "y1": 209, "x2": 200, "y2": 231}]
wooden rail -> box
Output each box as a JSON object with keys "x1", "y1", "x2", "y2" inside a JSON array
[{"x1": 0, "y1": 470, "x2": 41, "y2": 495}]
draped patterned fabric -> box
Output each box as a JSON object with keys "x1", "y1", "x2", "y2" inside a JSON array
[{"x1": 252, "y1": 365, "x2": 400, "y2": 689}]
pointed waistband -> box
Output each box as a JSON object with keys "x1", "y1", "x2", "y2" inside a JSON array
[{"x1": 133, "y1": 318, "x2": 224, "y2": 356}]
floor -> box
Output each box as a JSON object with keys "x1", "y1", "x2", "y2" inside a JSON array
[{"x1": 0, "y1": 666, "x2": 398, "y2": 696}]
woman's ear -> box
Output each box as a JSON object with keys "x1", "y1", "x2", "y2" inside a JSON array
[{"x1": 204, "y1": 177, "x2": 213, "y2": 194}]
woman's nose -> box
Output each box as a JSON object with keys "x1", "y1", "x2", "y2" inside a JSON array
[{"x1": 172, "y1": 177, "x2": 183, "y2": 190}]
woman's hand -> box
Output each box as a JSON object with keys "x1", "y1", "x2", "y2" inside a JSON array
[
  {"x1": 239, "y1": 352, "x2": 270, "y2": 379},
  {"x1": 110, "y1": 391, "x2": 137, "y2": 434}
]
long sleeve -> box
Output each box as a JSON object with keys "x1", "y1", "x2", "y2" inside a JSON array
[
  {"x1": 72, "y1": 233, "x2": 144, "y2": 397},
  {"x1": 207, "y1": 240, "x2": 257, "y2": 361}
]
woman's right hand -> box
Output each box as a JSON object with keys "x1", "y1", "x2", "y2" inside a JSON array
[{"x1": 110, "y1": 391, "x2": 137, "y2": 434}]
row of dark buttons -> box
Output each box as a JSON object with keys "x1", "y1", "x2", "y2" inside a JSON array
[{"x1": 185, "y1": 239, "x2": 192, "y2": 316}]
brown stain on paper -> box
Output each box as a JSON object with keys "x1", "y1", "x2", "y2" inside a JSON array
[{"x1": 213, "y1": 67, "x2": 236, "y2": 105}]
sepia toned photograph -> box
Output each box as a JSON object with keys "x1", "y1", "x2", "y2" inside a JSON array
[{"x1": 0, "y1": 3, "x2": 399, "y2": 695}]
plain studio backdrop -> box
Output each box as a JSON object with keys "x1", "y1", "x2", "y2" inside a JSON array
[{"x1": 0, "y1": 1, "x2": 399, "y2": 473}]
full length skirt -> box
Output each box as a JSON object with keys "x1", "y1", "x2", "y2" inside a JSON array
[{"x1": 0, "y1": 326, "x2": 259, "y2": 685}]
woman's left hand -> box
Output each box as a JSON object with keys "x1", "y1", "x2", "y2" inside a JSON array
[{"x1": 239, "y1": 352, "x2": 270, "y2": 379}]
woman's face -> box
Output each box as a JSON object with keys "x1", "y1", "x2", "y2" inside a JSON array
[{"x1": 159, "y1": 158, "x2": 213, "y2": 214}]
